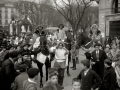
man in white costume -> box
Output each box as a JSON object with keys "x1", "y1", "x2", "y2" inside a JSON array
[
  {"x1": 57, "y1": 24, "x2": 67, "y2": 41},
  {"x1": 53, "y1": 42, "x2": 68, "y2": 86}
]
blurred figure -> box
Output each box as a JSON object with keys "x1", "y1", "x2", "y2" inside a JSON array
[
  {"x1": 71, "y1": 78, "x2": 81, "y2": 90},
  {"x1": 43, "y1": 68, "x2": 63, "y2": 90}
]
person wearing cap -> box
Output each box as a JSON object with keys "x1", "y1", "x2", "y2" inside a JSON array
[
  {"x1": 99, "y1": 59, "x2": 116, "y2": 90},
  {"x1": 91, "y1": 43, "x2": 107, "y2": 79},
  {"x1": 0, "y1": 51, "x2": 19, "y2": 90},
  {"x1": 54, "y1": 42, "x2": 68, "y2": 86},
  {"x1": 43, "y1": 68, "x2": 63, "y2": 90},
  {"x1": 77, "y1": 59, "x2": 102, "y2": 90},
  {"x1": 23, "y1": 68, "x2": 39, "y2": 90},
  {"x1": 57, "y1": 24, "x2": 67, "y2": 41},
  {"x1": 21, "y1": 52, "x2": 32, "y2": 70},
  {"x1": 12, "y1": 64, "x2": 28, "y2": 90}
]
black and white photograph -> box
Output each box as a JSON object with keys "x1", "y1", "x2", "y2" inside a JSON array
[{"x1": 0, "y1": 0, "x2": 120, "y2": 90}]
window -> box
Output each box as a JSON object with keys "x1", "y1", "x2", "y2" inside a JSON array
[
  {"x1": 114, "y1": 0, "x2": 120, "y2": 13},
  {"x1": 5, "y1": 20, "x2": 8, "y2": 25},
  {"x1": 0, "y1": 19, "x2": 2, "y2": 25},
  {"x1": 5, "y1": 8, "x2": 8, "y2": 13},
  {"x1": 5, "y1": 14, "x2": 8, "y2": 19},
  {"x1": 0, "y1": 14, "x2": 1, "y2": 18},
  {"x1": 11, "y1": 8, "x2": 14, "y2": 13}
]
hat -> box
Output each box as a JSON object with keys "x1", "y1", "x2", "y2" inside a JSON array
[
  {"x1": 27, "y1": 68, "x2": 39, "y2": 78},
  {"x1": 81, "y1": 59, "x2": 90, "y2": 68},
  {"x1": 9, "y1": 51, "x2": 19, "y2": 58},
  {"x1": 48, "y1": 68, "x2": 58, "y2": 78},
  {"x1": 104, "y1": 59, "x2": 112, "y2": 66},
  {"x1": 34, "y1": 30, "x2": 39, "y2": 35},
  {"x1": 94, "y1": 43, "x2": 100, "y2": 47},
  {"x1": 19, "y1": 64, "x2": 27, "y2": 72},
  {"x1": 22, "y1": 52, "x2": 29, "y2": 56}
]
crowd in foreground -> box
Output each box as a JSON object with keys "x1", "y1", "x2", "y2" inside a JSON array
[{"x1": 0, "y1": 24, "x2": 120, "y2": 90}]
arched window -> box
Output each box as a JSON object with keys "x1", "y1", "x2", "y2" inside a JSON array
[{"x1": 113, "y1": 0, "x2": 120, "y2": 13}]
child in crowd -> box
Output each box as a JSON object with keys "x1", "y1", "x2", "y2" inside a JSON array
[
  {"x1": 77, "y1": 59, "x2": 102, "y2": 90},
  {"x1": 43, "y1": 68, "x2": 63, "y2": 90},
  {"x1": 71, "y1": 78, "x2": 81, "y2": 90},
  {"x1": 23, "y1": 68, "x2": 39, "y2": 90},
  {"x1": 99, "y1": 59, "x2": 117, "y2": 90}
]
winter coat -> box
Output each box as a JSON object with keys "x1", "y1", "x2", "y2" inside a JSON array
[{"x1": 42, "y1": 80, "x2": 63, "y2": 90}]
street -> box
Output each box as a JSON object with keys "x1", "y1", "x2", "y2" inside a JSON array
[{"x1": 32, "y1": 49, "x2": 86, "y2": 90}]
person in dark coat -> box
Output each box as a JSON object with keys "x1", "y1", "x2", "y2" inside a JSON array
[
  {"x1": 99, "y1": 59, "x2": 116, "y2": 90},
  {"x1": 23, "y1": 68, "x2": 39, "y2": 90},
  {"x1": 12, "y1": 64, "x2": 28, "y2": 90},
  {"x1": 77, "y1": 59, "x2": 102, "y2": 90},
  {"x1": 43, "y1": 68, "x2": 63, "y2": 90},
  {"x1": 0, "y1": 51, "x2": 19, "y2": 90},
  {"x1": 91, "y1": 43, "x2": 107, "y2": 79}
]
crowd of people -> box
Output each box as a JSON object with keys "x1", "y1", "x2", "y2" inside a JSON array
[{"x1": 0, "y1": 23, "x2": 120, "y2": 90}]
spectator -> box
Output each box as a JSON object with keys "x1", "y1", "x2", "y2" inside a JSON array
[
  {"x1": 0, "y1": 51, "x2": 19, "y2": 90},
  {"x1": 43, "y1": 68, "x2": 63, "y2": 90},
  {"x1": 13, "y1": 64, "x2": 28, "y2": 90},
  {"x1": 77, "y1": 59, "x2": 102, "y2": 90},
  {"x1": 71, "y1": 78, "x2": 81, "y2": 90},
  {"x1": 23, "y1": 68, "x2": 39, "y2": 90},
  {"x1": 91, "y1": 43, "x2": 107, "y2": 79},
  {"x1": 99, "y1": 59, "x2": 116, "y2": 90}
]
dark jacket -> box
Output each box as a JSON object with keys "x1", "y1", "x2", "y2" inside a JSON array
[
  {"x1": 23, "y1": 80, "x2": 37, "y2": 90},
  {"x1": 42, "y1": 80, "x2": 63, "y2": 90},
  {"x1": 13, "y1": 72, "x2": 28, "y2": 90},
  {"x1": 0, "y1": 58, "x2": 17, "y2": 90},
  {"x1": 77, "y1": 69, "x2": 102, "y2": 90},
  {"x1": 99, "y1": 67, "x2": 116, "y2": 90},
  {"x1": 91, "y1": 49, "x2": 107, "y2": 78}
]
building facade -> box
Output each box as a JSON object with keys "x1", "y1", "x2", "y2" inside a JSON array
[
  {"x1": 98, "y1": 0, "x2": 120, "y2": 37},
  {"x1": 0, "y1": 2, "x2": 18, "y2": 33}
]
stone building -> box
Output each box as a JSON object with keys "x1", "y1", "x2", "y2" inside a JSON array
[{"x1": 97, "y1": 0, "x2": 120, "y2": 37}]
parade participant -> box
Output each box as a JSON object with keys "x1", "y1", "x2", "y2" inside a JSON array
[
  {"x1": 64, "y1": 30, "x2": 72, "y2": 76},
  {"x1": 23, "y1": 68, "x2": 39, "y2": 90},
  {"x1": 89, "y1": 24, "x2": 102, "y2": 44},
  {"x1": 71, "y1": 78, "x2": 81, "y2": 90},
  {"x1": 77, "y1": 59, "x2": 102, "y2": 90},
  {"x1": 71, "y1": 45, "x2": 77, "y2": 70},
  {"x1": 99, "y1": 59, "x2": 116, "y2": 90},
  {"x1": 12, "y1": 64, "x2": 28, "y2": 90},
  {"x1": 32, "y1": 30, "x2": 40, "y2": 50},
  {"x1": 0, "y1": 51, "x2": 19, "y2": 90},
  {"x1": 91, "y1": 43, "x2": 107, "y2": 79},
  {"x1": 43, "y1": 68, "x2": 63, "y2": 90},
  {"x1": 57, "y1": 24, "x2": 67, "y2": 41},
  {"x1": 54, "y1": 42, "x2": 68, "y2": 86}
]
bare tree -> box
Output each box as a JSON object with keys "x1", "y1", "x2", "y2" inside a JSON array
[
  {"x1": 79, "y1": 6, "x2": 98, "y2": 33},
  {"x1": 53, "y1": 0, "x2": 93, "y2": 33}
]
